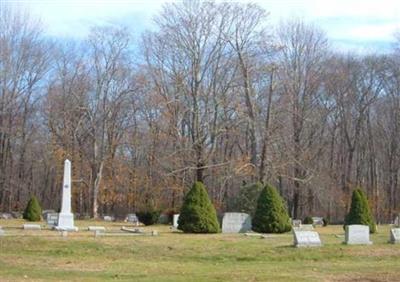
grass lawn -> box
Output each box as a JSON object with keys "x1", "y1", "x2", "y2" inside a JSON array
[{"x1": 0, "y1": 220, "x2": 399, "y2": 281}]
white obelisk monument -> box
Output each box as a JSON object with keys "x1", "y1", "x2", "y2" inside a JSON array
[{"x1": 56, "y1": 159, "x2": 78, "y2": 231}]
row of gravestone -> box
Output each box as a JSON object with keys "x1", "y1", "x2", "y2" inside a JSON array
[{"x1": 172, "y1": 212, "x2": 400, "y2": 247}]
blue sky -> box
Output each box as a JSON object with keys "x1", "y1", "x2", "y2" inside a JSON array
[{"x1": 5, "y1": 0, "x2": 400, "y2": 52}]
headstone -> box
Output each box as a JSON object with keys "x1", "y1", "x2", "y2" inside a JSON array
[
  {"x1": 158, "y1": 214, "x2": 169, "y2": 224},
  {"x1": 173, "y1": 214, "x2": 180, "y2": 228},
  {"x1": 42, "y1": 210, "x2": 56, "y2": 220},
  {"x1": 312, "y1": 217, "x2": 324, "y2": 226},
  {"x1": 345, "y1": 225, "x2": 372, "y2": 245},
  {"x1": 46, "y1": 213, "x2": 59, "y2": 226},
  {"x1": 23, "y1": 224, "x2": 41, "y2": 230},
  {"x1": 88, "y1": 226, "x2": 106, "y2": 232},
  {"x1": 221, "y1": 212, "x2": 252, "y2": 233},
  {"x1": 0, "y1": 228, "x2": 4, "y2": 236},
  {"x1": 390, "y1": 228, "x2": 400, "y2": 244},
  {"x1": 56, "y1": 159, "x2": 78, "y2": 231},
  {"x1": 103, "y1": 215, "x2": 114, "y2": 222},
  {"x1": 293, "y1": 230, "x2": 322, "y2": 247},
  {"x1": 126, "y1": 213, "x2": 139, "y2": 225},
  {"x1": 151, "y1": 230, "x2": 158, "y2": 236},
  {"x1": 292, "y1": 219, "x2": 302, "y2": 227}
]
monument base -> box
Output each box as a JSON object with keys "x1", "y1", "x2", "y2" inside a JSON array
[{"x1": 55, "y1": 213, "x2": 78, "y2": 231}]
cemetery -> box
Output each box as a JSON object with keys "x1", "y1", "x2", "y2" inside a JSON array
[
  {"x1": 0, "y1": 161, "x2": 399, "y2": 281},
  {"x1": 2, "y1": 1, "x2": 400, "y2": 280}
]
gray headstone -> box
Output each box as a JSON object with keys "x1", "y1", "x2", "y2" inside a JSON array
[
  {"x1": 158, "y1": 214, "x2": 169, "y2": 224},
  {"x1": 293, "y1": 230, "x2": 322, "y2": 247},
  {"x1": 312, "y1": 217, "x2": 324, "y2": 226},
  {"x1": 23, "y1": 224, "x2": 41, "y2": 230},
  {"x1": 173, "y1": 214, "x2": 180, "y2": 228},
  {"x1": 345, "y1": 225, "x2": 372, "y2": 245},
  {"x1": 42, "y1": 210, "x2": 56, "y2": 220},
  {"x1": 88, "y1": 226, "x2": 106, "y2": 232},
  {"x1": 221, "y1": 212, "x2": 252, "y2": 233},
  {"x1": 126, "y1": 213, "x2": 139, "y2": 224},
  {"x1": 292, "y1": 219, "x2": 302, "y2": 227},
  {"x1": 390, "y1": 228, "x2": 400, "y2": 244},
  {"x1": 46, "y1": 213, "x2": 59, "y2": 226}
]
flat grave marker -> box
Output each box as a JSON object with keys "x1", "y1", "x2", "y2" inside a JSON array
[
  {"x1": 293, "y1": 230, "x2": 322, "y2": 247},
  {"x1": 23, "y1": 224, "x2": 41, "y2": 230}
]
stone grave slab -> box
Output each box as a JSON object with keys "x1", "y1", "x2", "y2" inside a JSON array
[
  {"x1": 47, "y1": 213, "x2": 59, "y2": 226},
  {"x1": 23, "y1": 224, "x2": 41, "y2": 230},
  {"x1": 126, "y1": 213, "x2": 139, "y2": 225},
  {"x1": 103, "y1": 216, "x2": 114, "y2": 222},
  {"x1": 88, "y1": 226, "x2": 106, "y2": 232},
  {"x1": 293, "y1": 230, "x2": 322, "y2": 247},
  {"x1": 221, "y1": 212, "x2": 252, "y2": 233},
  {"x1": 345, "y1": 225, "x2": 372, "y2": 245},
  {"x1": 312, "y1": 217, "x2": 324, "y2": 226},
  {"x1": 390, "y1": 228, "x2": 400, "y2": 244}
]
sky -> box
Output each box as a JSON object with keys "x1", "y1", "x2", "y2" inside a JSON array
[{"x1": 3, "y1": 0, "x2": 400, "y2": 52}]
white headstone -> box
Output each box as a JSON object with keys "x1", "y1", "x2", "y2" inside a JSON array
[
  {"x1": 173, "y1": 214, "x2": 180, "y2": 228},
  {"x1": 293, "y1": 230, "x2": 322, "y2": 247},
  {"x1": 88, "y1": 226, "x2": 106, "y2": 232},
  {"x1": 56, "y1": 159, "x2": 78, "y2": 231},
  {"x1": 390, "y1": 228, "x2": 400, "y2": 244},
  {"x1": 0, "y1": 228, "x2": 4, "y2": 236},
  {"x1": 47, "y1": 213, "x2": 59, "y2": 226},
  {"x1": 222, "y1": 212, "x2": 252, "y2": 233},
  {"x1": 345, "y1": 225, "x2": 372, "y2": 245},
  {"x1": 23, "y1": 224, "x2": 41, "y2": 230}
]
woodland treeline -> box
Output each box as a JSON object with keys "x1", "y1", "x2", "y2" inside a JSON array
[{"x1": 1, "y1": 1, "x2": 400, "y2": 222}]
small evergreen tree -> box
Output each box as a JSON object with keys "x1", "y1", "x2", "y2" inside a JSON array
[
  {"x1": 252, "y1": 184, "x2": 291, "y2": 233},
  {"x1": 23, "y1": 196, "x2": 42, "y2": 222},
  {"x1": 235, "y1": 182, "x2": 264, "y2": 215},
  {"x1": 178, "y1": 181, "x2": 220, "y2": 233},
  {"x1": 344, "y1": 188, "x2": 376, "y2": 233},
  {"x1": 303, "y1": 216, "x2": 313, "y2": 224}
]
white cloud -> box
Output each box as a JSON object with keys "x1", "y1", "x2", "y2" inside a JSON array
[{"x1": 3, "y1": 0, "x2": 400, "y2": 50}]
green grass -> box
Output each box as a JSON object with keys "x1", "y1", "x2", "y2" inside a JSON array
[{"x1": 0, "y1": 220, "x2": 399, "y2": 281}]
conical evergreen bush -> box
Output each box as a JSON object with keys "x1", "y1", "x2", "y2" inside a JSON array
[
  {"x1": 23, "y1": 196, "x2": 42, "y2": 222},
  {"x1": 252, "y1": 184, "x2": 291, "y2": 233},
  {"x1": 178, "y1": 181, "x2": 220, "y2": 233},
  {"x1": 344, "y1": 188, "x2": 376, "y2": 233}
]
